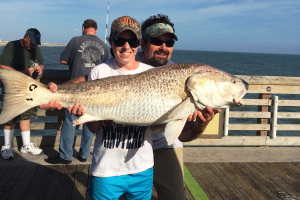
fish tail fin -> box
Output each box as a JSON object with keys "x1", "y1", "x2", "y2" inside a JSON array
[{"x1": 0, "y1": 69, "x2": 47, "y2": 124}]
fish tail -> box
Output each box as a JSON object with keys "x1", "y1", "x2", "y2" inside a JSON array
[{"x1": 0, "y1": 69, "x2": 48, "y2": 124}]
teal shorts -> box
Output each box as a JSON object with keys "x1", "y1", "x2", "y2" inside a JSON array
[{"x1": 89, "y1": 167, "x2": 153, "y2": 200}]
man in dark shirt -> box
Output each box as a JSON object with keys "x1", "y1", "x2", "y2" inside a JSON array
[
  {"x1": 0, "y1": 28, "x2": 44, "y2": 160},
  {"x1": 45, "y1": 19, "x2": 110, "y2": 164}
]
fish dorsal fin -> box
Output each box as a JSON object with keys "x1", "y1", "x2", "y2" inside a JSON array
[
  {"x1": 165, "y1": 118, "x2": 187, "y2": 145},
  {"x1": 168, "y1": 97, "x2": 198, "y2": 119}
]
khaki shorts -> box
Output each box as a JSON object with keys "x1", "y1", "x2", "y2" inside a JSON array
[
  {"x1": 153, "y1": 147, "x2": 186, "y2": 200},
  {"x1": 1, "y1": 88, "x2": 37, "y2": 125}
]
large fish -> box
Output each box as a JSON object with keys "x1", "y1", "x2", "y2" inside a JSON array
[{"x1": 0, "y1": 63, "x2": 248, "y2": 145}]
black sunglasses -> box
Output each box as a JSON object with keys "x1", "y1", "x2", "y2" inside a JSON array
[
  {"x1": 147, "y1": 38, "x2": 175, "y2": 47},
  {"x1": 114, "y1": 38, "x2": 140, "y2": 48}
]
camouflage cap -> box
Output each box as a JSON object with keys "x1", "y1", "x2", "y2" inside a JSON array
[
  {"x1": 142, "y1": 23, "x2": 178, "y2": 41},
  {"x1": 110, "y1": 16, "x2": 141, "y2": 40}
]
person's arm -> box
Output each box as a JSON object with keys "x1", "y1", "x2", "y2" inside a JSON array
[
  {"x1": 0, "y1": 64, "x2": 14, "y2": 70},
  {"x1": 61, "y1": 75, "x2": 87, "y2": 85},
  {"x1": 178, "y1": 106, "x2": 221, "y2": 142},
  {"x1": 60, "y1": 60, "x2": 68, "y2": 65}
]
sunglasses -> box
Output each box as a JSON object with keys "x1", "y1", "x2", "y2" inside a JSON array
[
  {"x1": 147, "y1": 38, "x2": 175, "y2": 47},
  {"x1": 114, "y1": 38, "x2": 140, "y2": 48}
]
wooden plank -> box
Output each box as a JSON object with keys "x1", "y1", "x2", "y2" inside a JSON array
[
  {"x1": 206, "y1": 163, "x2": 250, "y2": 199},
  {"x1": 8, "y1": 165, "x2": 38, "y2": 200},
  {"x1": 196, "y1": 163, "x2": 240, "y2": 199},
  {"x1": 248, "y1": 85, "x2": 300, "y2": 94},
  {"x1": 242, "y1": 163, "x2": 295, "y2": 199},
  {"x1": 230, "y1": 111, "x2": 271, "y2": 118},
  {"x1": 0, "y1": 166, "x2": 24, "y2": 199},
  {"x1": 230, "y1": 163, "x2": 281, "y2": 200},
  {"x1": 230, "y1": 111, "x2": 300, "y2": 119},
  {"x1": 184, "y1": 163, "x2": 223, "y2": 200},
  {"x1": 270, "y1": 163, "x2": 300, "y2": 185},
  {"x1": 278, "y1": 100, "x2": 300, "y2": 107},
  {"x1": 260, "y1": 163, "x2": 300, "y2": 193},
  {"x1": 251, "y1": 163, "x2": 300, "y2": 199},
  {"x1": 39, "y1": 165, "x2": 65, "y2": 200},
  {"x1": 243, "y1": 99, "x2": 272, "y2": 106},
  {"x1": 236, "y1": 75, "x2": 270, "y2": 85},
  {"x1": 229, "y1": 124, "x2": 300, "y2": 130},
  {"x1": 183, "y1": 136, "x2": 300, "y2": 146},
  {"x1": 72, "y1": 165, "x2": 89, "y2": 200},
  {"x1": 265, "y1": 76, "x2": 300, "y2": 86},
  {"x1": 277, "y1": 124, "x2": 300, "y2": 130},
  {"x1": 24, "y1": 165, "x2": 51, "y2": 200},
  {"x1": 229, "y1": 124, "x2": 270, "y2": 130},
  {"x1": 55, "y1": 165, "x2": 78, "y2": 200},
  {"x1": 277, "y1": 112, "x2": 300, "y2": 118},
  {"x1": 218, "y1": 163, "x2": 266, "y2": 200}
]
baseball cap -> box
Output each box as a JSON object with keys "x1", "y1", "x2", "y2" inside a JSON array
[
  {"x1": 110, "y1": 16, "x2": 141, "y2": 40},
  {"x1": 25, "y1": 28, "x2": 41, "y2": 45},
  {"x1": 142, "y1": 23, "x2": 178, "y2": 41}
]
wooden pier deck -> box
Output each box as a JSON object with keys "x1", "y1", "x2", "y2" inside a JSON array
[{"x1": 1, "y1": 147, "x2": 300, "y2": 200}]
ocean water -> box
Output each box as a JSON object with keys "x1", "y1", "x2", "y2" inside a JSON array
[{"x1": 0, "y1": 46, "x2": 300, "y2": 136}]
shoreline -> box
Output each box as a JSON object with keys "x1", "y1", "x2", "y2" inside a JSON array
[{"x1": 0, "y1": 42, "x2": 66, "y2": 46}]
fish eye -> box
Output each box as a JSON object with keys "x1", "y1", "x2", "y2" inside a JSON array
[{"x1": 231, "y1": 79, "x2": 236, "y2": 84}]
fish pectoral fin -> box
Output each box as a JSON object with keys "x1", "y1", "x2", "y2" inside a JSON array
[
  {"x1": 168, "y1": 97, "x2": 194, "y2": 119},
  {"x1": 164, "y1": 119, "x2": 187, "y2": 146},
  {"x1": 73, "y1": 114, "x2": 98, "y2": 126}
]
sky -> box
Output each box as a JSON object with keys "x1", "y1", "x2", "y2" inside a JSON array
[{"x1": 0, "y1": 0, "x2": 299, "y2": 55}]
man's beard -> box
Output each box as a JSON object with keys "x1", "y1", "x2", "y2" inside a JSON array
[{"x1": 148, "y1": 49, "x2": 169, "y2": 67}]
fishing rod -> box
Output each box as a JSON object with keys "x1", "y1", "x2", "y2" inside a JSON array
[{"x1": 104, "y1": 2, "x2": 109, "y2": 44}]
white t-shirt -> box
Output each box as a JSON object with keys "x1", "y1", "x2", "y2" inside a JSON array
[
  {"x1": 135, "y1": 51, "x2": 183, "y2": 150},
  {"x1": 88, "y1": 58, "x2": 154, "y2": 177}
]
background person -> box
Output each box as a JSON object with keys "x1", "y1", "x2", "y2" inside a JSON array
[
  {"x1": 0, "y1": 28, "x2": 44, "y2": 160},
  {"x1": 45, "y1": 19, "x2": 110, "y2": 164}
]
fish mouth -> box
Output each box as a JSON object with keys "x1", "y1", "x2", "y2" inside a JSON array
[
  {"x1": 232, "y1": 87, "x2": 248, "y2": 107},
  {"x1": 232, "y1": 79, "x2": 248, "y2": 107}
]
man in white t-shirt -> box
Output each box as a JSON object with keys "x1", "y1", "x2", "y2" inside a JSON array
[{"x1": 136, "y1": 14, "x2": 220, "y2": 200}]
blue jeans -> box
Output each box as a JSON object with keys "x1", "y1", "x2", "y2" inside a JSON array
[{"x1": 59, "y1": 109, "x2": 94, "y2": 161}]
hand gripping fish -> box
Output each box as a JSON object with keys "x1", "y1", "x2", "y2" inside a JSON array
[{"x1": 0, "y1": 63, "x2": 248, "y2": 145}]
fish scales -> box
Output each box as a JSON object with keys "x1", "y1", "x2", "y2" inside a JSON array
[{"x1": 53, "y1": 63, "x2": 198, "y2": 125}]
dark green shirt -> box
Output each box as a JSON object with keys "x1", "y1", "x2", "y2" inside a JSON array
[{"x1": 0, "y1": 40, "x2": 44, "y2": 71}]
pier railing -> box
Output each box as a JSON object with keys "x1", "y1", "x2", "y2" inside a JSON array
[{"x1": 1, "y1": 70, "x2": 300, "y2": 148}]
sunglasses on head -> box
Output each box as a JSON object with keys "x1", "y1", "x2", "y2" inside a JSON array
[
  {"x1": 147, "y1": 38, "x2": 175, "y2": 47},
  {"x1": 113, "y1": 38, "x2": 140, "y2": 48}
]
